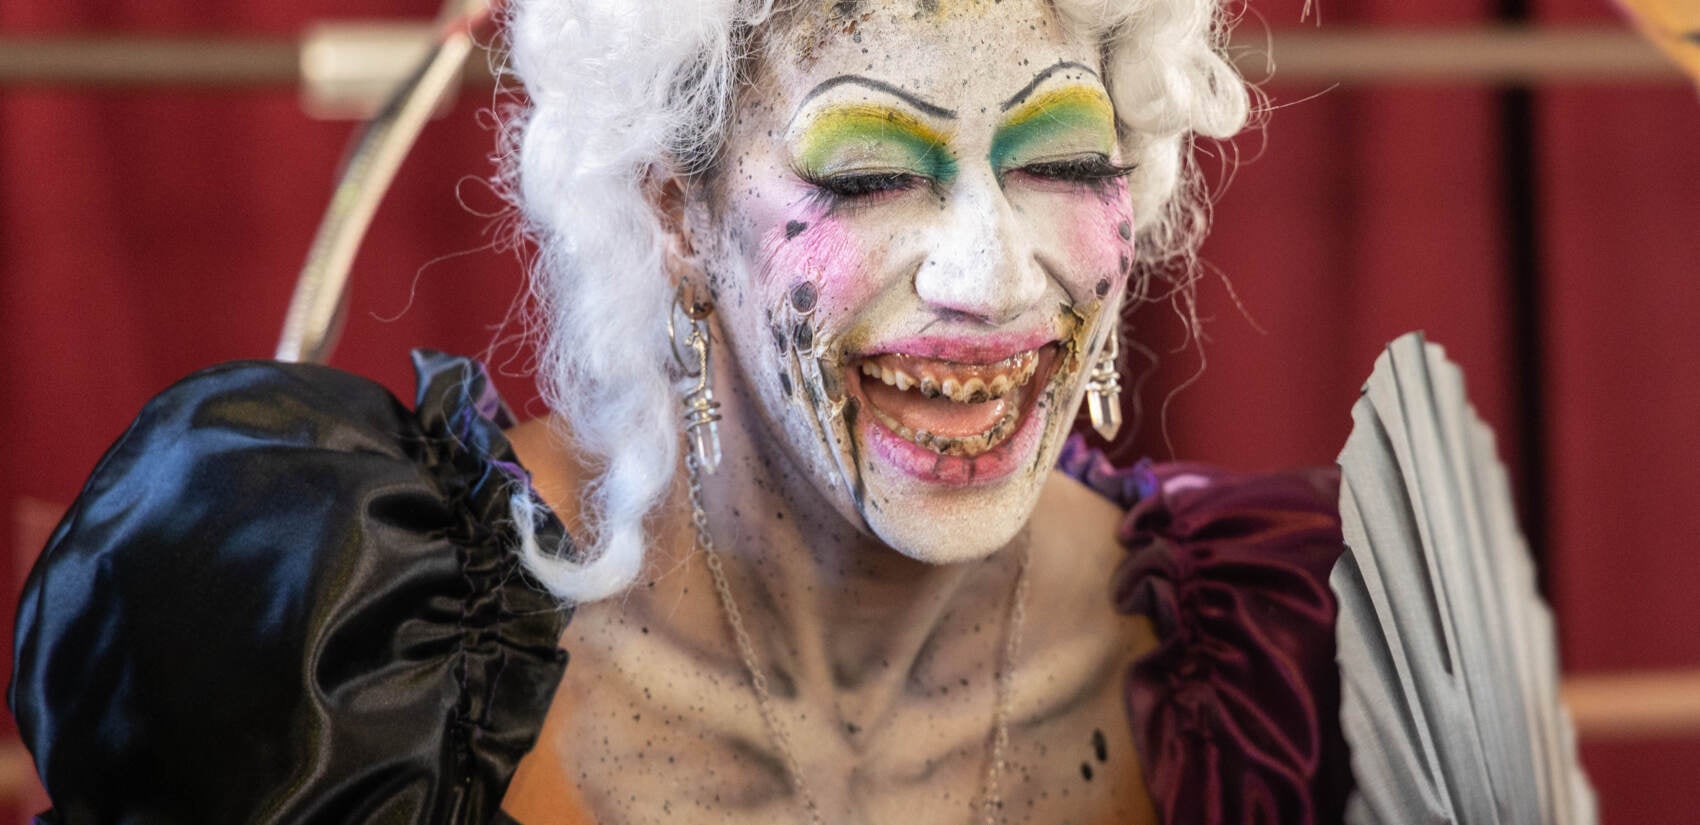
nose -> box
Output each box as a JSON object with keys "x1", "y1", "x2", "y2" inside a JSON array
[{"x1": 911, "y1": 170, "x2": 1047, "y2": 326}]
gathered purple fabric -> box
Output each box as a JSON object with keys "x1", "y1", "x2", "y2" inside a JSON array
[{"x1": 1057, "y1": 436, "x2": 1354, "y2": 825}]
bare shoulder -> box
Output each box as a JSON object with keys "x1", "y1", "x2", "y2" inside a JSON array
[
  {"x1": 995, "y1": 472, "x2": 1159, "y2": 824},
  {"x1": 1027, "y1": 469, "x2": 1134, "y2": 611},
  {"x1": 505, "y1": 416, "x2": 585, "y2": 529},
  {"x1": 1020, "y1": 468, "x2": 1157, "y2": 672}
]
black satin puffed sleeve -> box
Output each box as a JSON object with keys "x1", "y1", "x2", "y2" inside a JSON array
[{"x1": 10, "y1": 352, "x2": 571, "y2": 824}]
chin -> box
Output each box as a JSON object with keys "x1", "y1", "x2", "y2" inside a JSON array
[{"x1": 859, "y1": 479, "x2": 1044, "y2": 564}]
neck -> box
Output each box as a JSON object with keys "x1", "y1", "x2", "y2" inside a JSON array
[{"x1": 647, "y1": 352, "x2": 1025, "y2": 718}]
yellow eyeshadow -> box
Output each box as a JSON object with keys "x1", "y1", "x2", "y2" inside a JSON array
[
  {"x1": 1002, "y1": 85, "x2": 1114, "y2": 131},
  {"x1": 793, "y1": 104, "x2": 956, "y2": 179}
]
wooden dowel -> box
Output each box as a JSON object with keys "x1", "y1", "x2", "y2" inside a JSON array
[
  {"x1": 0, "y1": 36, "x2": 299, "y2": 87},
  {"x1": 0, "y1": 26, "x2": 1688, "y2": 89},
  {"x1": 1562, "y1": 668, "x2": 1700, "y2": 741},
  {"x1": 1236, "y1": 26, "x2": 1687, "y2": 84},
  {"x1": 0, "y1": 741, "x2": 32, "y2": 800}
]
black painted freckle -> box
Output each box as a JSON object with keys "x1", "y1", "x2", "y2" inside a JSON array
[
  {"x1": 1095, "y1": 278, "x2": 1110, "y2": 298},
  {"x1": 1119, "y1": 254, "x2": 1130, "y2": 274},
  {"x1": 1080, "y1": 762, "x2": 1094, "y2": 781},
  {"x1": 1092, "y1": 728, "x2": 1108, "y2": 762},
  {"x1": 785, "y1": 220, "x2": 808, "y2": 240},
  {"x1": 1117, "y1": 220, "x2": 1132, "y2": 240},
  {"x1": 790, "y1": 280, "x2": 819, "y2": 313}
]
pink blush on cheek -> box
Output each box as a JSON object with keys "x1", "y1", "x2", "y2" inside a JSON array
[
  {"x1": 1063, "y1": 190, "x2": 1136, "y2": 293},
  {"x1": 759, "y1": 211, "x2": 882, "y2": 322}
]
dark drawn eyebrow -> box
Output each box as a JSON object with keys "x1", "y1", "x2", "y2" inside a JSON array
[
  {"x1": 796, "y1": 75, "x2": 958, "y2": 120},
  {"x1": 1001, "y1": 61, "x2": 1103, "y2": 112}
]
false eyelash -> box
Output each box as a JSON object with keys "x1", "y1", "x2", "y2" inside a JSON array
[
  {"x1": 807, "y1": 170, "x2": 925, "y2": 199},
  {"x1": 791, "y1": 162, "x2": 933, "y2": 213},
  {"x1": 1015, "y1": 156, "x2": 1137, "y2": 183}
]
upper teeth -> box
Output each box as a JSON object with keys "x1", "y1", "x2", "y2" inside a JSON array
[{"x1": 858, "y1": 350, "x2": 1040, "y2": 403}]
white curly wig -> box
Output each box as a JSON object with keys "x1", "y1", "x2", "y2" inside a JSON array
[{"x1": 502, "y1": 0, "x2": 1251, "y2": 603}]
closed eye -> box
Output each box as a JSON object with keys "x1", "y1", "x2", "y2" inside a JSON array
[
  {"x1": 809, "y1": 171, "x2": 927, "y2": 199},
  {"x1": 1013, "y1": 156, "x2": 1134, "y2": 183}
]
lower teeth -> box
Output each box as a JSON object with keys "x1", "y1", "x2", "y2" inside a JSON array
[{"x1": 869, "y1": 388, "x2": 1024, "y2": 458}]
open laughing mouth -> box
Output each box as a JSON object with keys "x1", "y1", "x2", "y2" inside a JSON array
[{"x1": 846, "y1": 341, "x2": 1063, "y2": 485}]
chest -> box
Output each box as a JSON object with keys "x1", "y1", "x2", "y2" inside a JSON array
[{"x1": 514, "y1": 619, "x2": 1157, "y2": 825}]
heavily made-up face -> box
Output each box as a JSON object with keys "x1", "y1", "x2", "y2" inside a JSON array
[{"x1": 696, "y1": 0, "x2": 1134, "y2": 562}]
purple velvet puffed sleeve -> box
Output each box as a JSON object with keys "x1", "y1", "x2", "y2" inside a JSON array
[{"x1": 1058, "y1": 439, "x2": 1354, "y2": 824}]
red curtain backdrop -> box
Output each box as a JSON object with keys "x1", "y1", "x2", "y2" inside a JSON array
[{"x1": 3, "y1": 0, "x2": 1697, "y2": 820}]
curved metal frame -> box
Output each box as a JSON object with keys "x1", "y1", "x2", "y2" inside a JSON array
[{"x1": 275, "y1": 0, "x2": 495, "y2": 363}]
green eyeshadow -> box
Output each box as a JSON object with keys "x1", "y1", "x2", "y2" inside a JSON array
[{"x1": 990, "y1": 86, "x2": 1116, "y2": 171}]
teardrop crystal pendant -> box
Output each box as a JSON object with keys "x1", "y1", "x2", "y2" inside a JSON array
[
  {"x1": 684, "y1": 385, "x2": 723, "y2": 474},
  {"x1": 681, "y1": 318, "x2": 723, "y2": 475},
  {"x1": 1085, "y1": 330, "x2": 1123, "y2": 441}
]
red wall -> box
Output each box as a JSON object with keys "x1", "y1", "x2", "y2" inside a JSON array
[{"x1": 3, "y1": 0, "x2": 1697, "y2": 819}]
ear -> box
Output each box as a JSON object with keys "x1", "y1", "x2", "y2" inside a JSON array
[{"x1": 642, "y1": 166, "x2": 705, "y2": 295}]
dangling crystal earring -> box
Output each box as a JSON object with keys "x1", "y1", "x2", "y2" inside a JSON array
[
  {"x1": 1085, "y1": 327, "x2": 1123, "y2": 441},
  {"x1": 669, "y1": 286, "x2": 722, "y2": 474}
]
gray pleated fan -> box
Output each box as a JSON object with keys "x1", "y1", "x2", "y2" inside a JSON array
[{"x1": 1332, "y1": 333, "x2": 1596, "y2": 825}]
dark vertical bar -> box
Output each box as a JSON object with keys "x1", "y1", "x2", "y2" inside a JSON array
[{"x1": 1498, "y1": 0, "x2": 1551, "y2": 596}]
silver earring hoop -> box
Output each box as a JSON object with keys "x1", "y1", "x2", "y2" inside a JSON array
[
  {"x1": 669, "y1": 286, "x2": 723, "y2": 475},
  {"x1": 1085, "y1": 327, "x2": 1123, "y2": 442}
]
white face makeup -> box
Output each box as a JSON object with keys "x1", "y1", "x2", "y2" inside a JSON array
[{"x1": 697, "y1": 0, "x2": 1134, "y2": 563}]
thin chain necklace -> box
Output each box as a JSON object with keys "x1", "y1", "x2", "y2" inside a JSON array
[{"x1": 685, "y1": 453, "x2": 1030, "y2": 825}]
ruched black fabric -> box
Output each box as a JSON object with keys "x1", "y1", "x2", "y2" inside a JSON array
[{"x1": 10, "y1": 352, "x2": 571, "y2": 824}]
